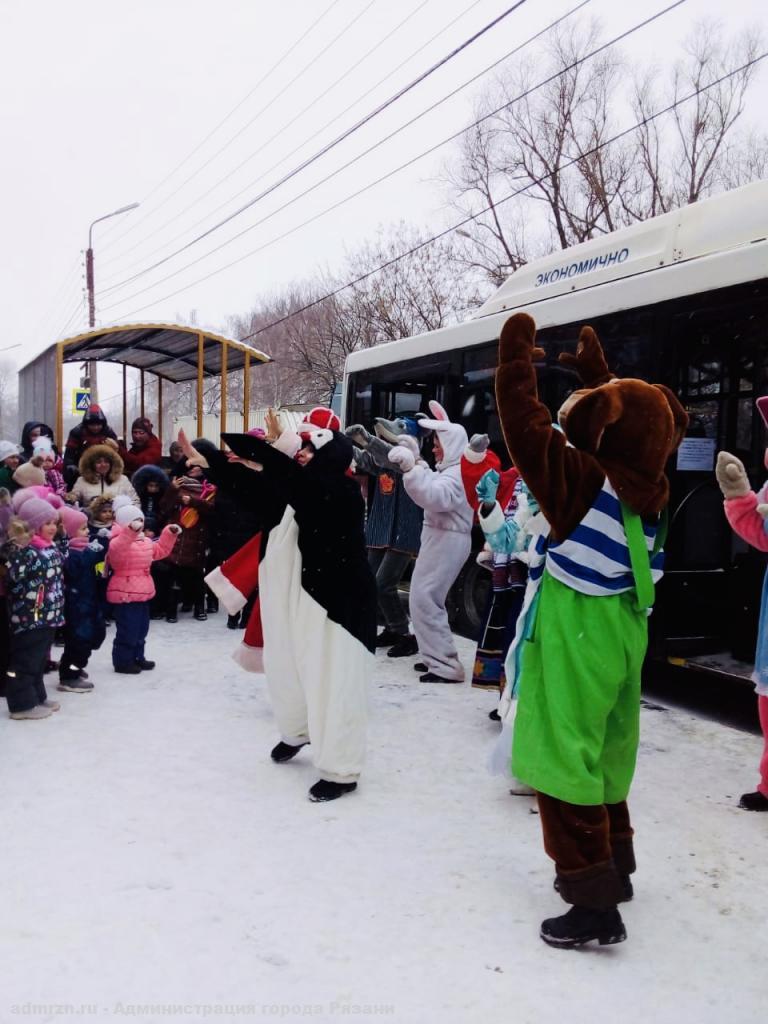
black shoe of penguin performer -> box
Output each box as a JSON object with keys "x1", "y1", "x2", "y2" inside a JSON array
[
  {"x1": 420, "y1": 671, "x2": 460, "y2": 684},
  {"x1": 540, "y1": 906, "x2": 627, "y2": 948},
  {"x1": 308, "y1": 779, "x2": 357, "y2": 802},
  {"x1": 270, "y1": 741, "x2": 309, "y2": 763}
]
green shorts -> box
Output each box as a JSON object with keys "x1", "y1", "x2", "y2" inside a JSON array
[{"x1": 511, "y1": 570, "x2": 647, "y2": 805}]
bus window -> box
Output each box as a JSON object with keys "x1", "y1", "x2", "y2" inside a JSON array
[{"x1": 460, "y1": 344, "x2": 503, "y2": 456}]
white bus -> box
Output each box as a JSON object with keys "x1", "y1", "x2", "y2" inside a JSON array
[{"x1": 343, "y1": 181, "x2": 768, "y2": 666}]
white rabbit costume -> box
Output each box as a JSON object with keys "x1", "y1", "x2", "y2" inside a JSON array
[{"x1": 389, "y1": 402, "x2": 473, "y2": 681}]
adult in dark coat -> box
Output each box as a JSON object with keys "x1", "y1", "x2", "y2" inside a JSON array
[
  {"x1": 119, "y1": 417, "x2": 163, "y2": 477},
  {"x1": 20, "y1": 421, "x2": 58, "y2": 462},
  {"x1": 131, "y1": 464, "x2": 170, "y2": 537},
  {"x1": 62, "y1": 405, "x2": 119, "y2": 486},
  {"x1": 193, "y1": 437, "x2": 262, "y2": 624}
]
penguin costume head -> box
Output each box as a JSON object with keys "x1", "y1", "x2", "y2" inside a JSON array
[{"x1": 296, "y1": 428, "x2": 355, "y2": 478}]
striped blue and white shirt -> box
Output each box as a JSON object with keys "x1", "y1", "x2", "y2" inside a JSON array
[{"x1": 545, "y1": 480, "x2": 664, "y2": 597}]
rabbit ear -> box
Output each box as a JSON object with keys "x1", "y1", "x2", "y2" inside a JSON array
[{"x1": 428, "y1": 400, "x2": 449, "y2": 421}]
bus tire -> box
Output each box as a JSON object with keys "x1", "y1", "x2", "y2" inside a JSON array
[{"x1": 448, "y1": 554, "x2": 490, "y2": 640}]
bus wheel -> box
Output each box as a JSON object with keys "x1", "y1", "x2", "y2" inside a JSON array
[{"x1": 449, "y1": 555, "x2": 491, "y2": 640}]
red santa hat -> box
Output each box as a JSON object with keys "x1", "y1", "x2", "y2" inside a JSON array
[{"x1": 302, "y1": 407, "x2": 340, "y2": 432}]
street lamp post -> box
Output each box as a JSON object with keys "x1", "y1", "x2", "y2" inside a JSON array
[{"x1": 85, "y1": 202, "x2": 139, "y2": 400}]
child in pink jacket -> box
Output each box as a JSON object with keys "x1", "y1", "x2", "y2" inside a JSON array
[
  {"x1": 716, "y1": 430, "x2": 768, "y2": 812},
  {"x1": 107, "y1": 504, "x2": 179, "y2": 674}
]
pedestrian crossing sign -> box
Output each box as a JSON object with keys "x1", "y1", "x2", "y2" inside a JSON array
[{"x1": 72, "y1": 388, "x2": 91, "y2": 414}]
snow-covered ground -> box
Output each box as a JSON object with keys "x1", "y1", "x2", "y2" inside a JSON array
[{"x1": 2, "y1": 619, "x2": 764, "y2": 1024}]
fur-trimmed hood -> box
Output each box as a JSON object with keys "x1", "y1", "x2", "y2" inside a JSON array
[
  {"x1": 78, "y1": 444, "x2": 125, "y2": 484},
  {"x1": 131, "y1": 463, "x2": 170, "y2": 495}
]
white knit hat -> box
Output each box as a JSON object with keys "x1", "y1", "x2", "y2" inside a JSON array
[
  {"x1": 32, "y1": 437, "x2": 54, "y2": 456},
  {"x1": 115, "y1": 505, "x2": 144, "y2": 528},
  {"x1": 0, "y1": 440, "x2": 21, "y2": 462}
]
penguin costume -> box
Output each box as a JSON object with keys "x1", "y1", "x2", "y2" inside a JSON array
[{"x1": 196, "y1": 427, "x2": 376, "y2": 802}]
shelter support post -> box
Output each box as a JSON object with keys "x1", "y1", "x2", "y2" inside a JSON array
[
  {"x1": 197, "y1": 332, "x2": 204, "y2": 438},
  {"x1": 157, "y1": 377, "x2": 163, "y2": 443},
  {"x1": 55, "y1": 343, "x2": 64, "y2": 447},
  {"x1": 243, "y1": 352, "x2": 250, "y2": 432},
  {"x1": 140, "y1": 369, "x2": 145, "y2": 420},
  {"x1": 220, "y1": 342, "x2": 228, "y2": 447},
  {"x1": 122, "y1": 365, "x2": 127, "y2": 441}
]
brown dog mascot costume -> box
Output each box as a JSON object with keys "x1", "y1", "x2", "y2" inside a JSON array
[{"x1": 495, "y1": 312, "x2": 687, "y2": 948}]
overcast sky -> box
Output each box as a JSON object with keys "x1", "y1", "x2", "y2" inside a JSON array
[{"x1": 2, "y1": 0, "x2": 765, "y2": 375}]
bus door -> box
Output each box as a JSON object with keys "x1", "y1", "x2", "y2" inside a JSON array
[
  {"x1": 369, "y1": 356, "x2": 460, "y2": 426},
  {"x1": 658, "y1": 292, "x2": 768, "y2": 659}
]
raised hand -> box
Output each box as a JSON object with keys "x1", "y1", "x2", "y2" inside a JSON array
[
  {"x1": 498, "y1": 313, "x2": 544, "y2": 364},
  {"x1": 476, "y1": 468, "x2": 500, "y2": 505},
  {"x1": 388, "y1": 445, "x2": 416, "y2": 473},
  {"x1": 345, "y1": 424, "x2": 372, "y2": 448},
  {"x1": 715, "y1": 451, "x2": 750, "y2": 499},
  {"x1": 469, "y1": 433, "x2": 490, "y2": 453},
  {"x1": 558, "y1": 325, "x2": 612, "y2": 386},
  {"x1": 264, "y1": 408, "x2": 282, "y2": 441},
  {"x1": 178, "y1": 428, "x2": 209, "y2": 469},
  {"x1": 395, "y1": 435, "x2": 420, "y2": 458}
]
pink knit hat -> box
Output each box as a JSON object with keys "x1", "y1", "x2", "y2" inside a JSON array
[
  {"x1": 59, "y1": 506, "x2": 88, "y2": 539},
  {"x1": 12, "y1": 486, "x2": 62, "y2": 513},
  {"x1": 17, "y1": 497, "x2": 59, "y2": 532},
  {"x1": 247, "y1": 427, "x2": 267, "y2": 438}
]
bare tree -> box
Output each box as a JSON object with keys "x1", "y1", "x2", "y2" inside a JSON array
[
  {"x1": 229, "y1": 224, "x2": 479, "y2": 409},
  {"x1": 343, "y1": 223, "x2": 481, "y2": 339},
  {"x1": 629, "y1": 23, "x2": 764, "y2": 219},
  {"x1": 445, "y1": 17, "x2": 765, "y2": 286}
]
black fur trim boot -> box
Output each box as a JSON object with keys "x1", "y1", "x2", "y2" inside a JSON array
[
  {"x1": 308, "y1": 779, "x2": 357, "y2": 802},
  {"x1": 555, "y1": 874, "x2": 633, "y2": 902},
  {"x1": 540, "y1": 906, "x2": 626, "y2": 948}
]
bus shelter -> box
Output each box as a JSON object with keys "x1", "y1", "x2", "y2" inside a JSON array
[{"x1": 17, "y1": 323, "x2": 270, "y2": 447}]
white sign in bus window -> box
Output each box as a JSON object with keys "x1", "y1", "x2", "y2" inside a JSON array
[{"x1": 676, "y1": 437, "x2": 716, "y2": 471}]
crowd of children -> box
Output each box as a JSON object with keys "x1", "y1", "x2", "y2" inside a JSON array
[{"x1": 0, "y1": 407, "x2": 259, "y2": 718}]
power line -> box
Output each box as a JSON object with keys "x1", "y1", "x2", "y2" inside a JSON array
[
  {"x1": 97, "y1": 0, "x2": 346, "y2": 252},
  {"x1": 54, "y1": 291, "x2": 87, "y2": 341},
  {"x1": 28, "y1": 254, "x2": 83, "y2": 342},
  {"x1": 234, "y1": 51, "x2": 768, "y2": 341},
  {"x1": 99, "y1": 0, "x2": 670, "y2": 314},
  {"x1": 98, "y1": 1, "x2": 531, "y2": 292},
  {"x1": 98, "y1": 0, "x2": 435, "y2": 278},
  {"x1": 99, "y1": 0, "x2": 379, "y2": 257}
]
